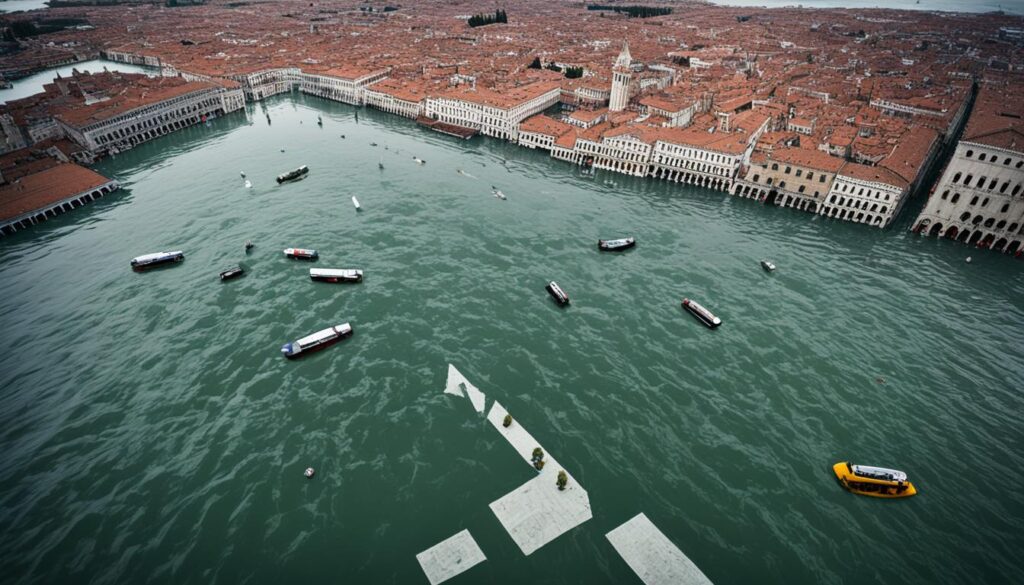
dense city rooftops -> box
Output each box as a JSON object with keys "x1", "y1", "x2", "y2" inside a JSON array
[{"x1": 0, "y1": 162, "x2": 110, "y2": 222}]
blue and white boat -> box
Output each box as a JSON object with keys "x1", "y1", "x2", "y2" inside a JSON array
[{"x1": 281, "y1": 323, "x2": 353, "y2": 359}]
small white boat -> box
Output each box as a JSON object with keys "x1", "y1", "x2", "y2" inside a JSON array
[
  {"x1": 284, "y1": 248, "x2": 318, "y2": 260},
  {"x1": 599, "y1": 237, "x2": 635, "y2": 251},
  {"x1": 352, "y1": 196, "x2": 361, "y2": 210},
  {"x1": 546, "y1": 281, "x2": 570, "y2": 306},
  {"x1": 413, "y1": 157, "x2": 426, "y2": 165},
  {"x1": 131, "y1": 251, "x2": 184, "y2": 271},
  {"x1": 682, "y1": 298, "x2": 722, "y2": 329},
  {"x1": 310, "y1": 268, "x2": 363, "y2": 283},
  {"x1": 281, "y1": 323, "x2": 353, "y2": 359},
  {"x1": 493, "y1": 190, "x2": 507, "y2": 200},
  {"x1": 761, "y1": 259, "x2": 776, "y2": 272},
  {"x1": 244, "y1": 179, "x2": 252, "y2": 189}
]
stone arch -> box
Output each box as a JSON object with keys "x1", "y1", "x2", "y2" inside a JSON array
[
  {"x1": 1007, "y1": 240, "x2": 1021, "y2": 254},
  {"x1": 968, "y1": 231, "x2": 984, "y2": 245},
  {"x1": 993, "y1": 238, "x2": 1008, "y2": 252},
  {"x1": 943, "y1": 225, "x2": 957, "y2": 239},
  {"x1": 958, "y1": 229, "x2": 971, "y2": 242}
]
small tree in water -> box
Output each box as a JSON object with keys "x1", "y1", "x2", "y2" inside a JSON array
[{"x1": 557, "y1": 470, "x2": 568, "y2": 490}]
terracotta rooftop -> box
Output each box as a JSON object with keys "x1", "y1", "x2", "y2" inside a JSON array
[{"x1": 0, "y1": 163, "x2": 111, "y2": 222}]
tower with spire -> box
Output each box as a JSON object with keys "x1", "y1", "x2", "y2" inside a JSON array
[{"x1": 609, "y1": 42, "x2": 632, "y2": 112}]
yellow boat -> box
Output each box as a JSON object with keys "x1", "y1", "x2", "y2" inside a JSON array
[{"x1": 833, "y1": 461, "x2": 917, "y2": 498}]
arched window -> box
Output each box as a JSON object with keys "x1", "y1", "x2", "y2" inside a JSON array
[
  {"x1": 970, "y1": 195, "x2": 979, "y2": 206},
  {"x1": 953, "y1": 172, "x2": 962, "y2": 183},
  {"x1": 753, "y1": 174, "x2": 760, "y2": 182},
  {"x1": 858, "y1": 188, "x2": 864, "y2": 195},
  {"x1": 1001, "y1": 182, "x2": 1010, "y2": 193},
  {"x1": 1005, "y1": 158, "x2": 1012, "y2": 165},
  {"x1": 941, "y1": 190, "x2": 949, "y2": 200},
  {"x1": 965, "y1": 149, "x2": 974, "y2": 158},
  {"x1": 984, "y1": 217, "x2": 995, "y2": 228},
  {"x1": 997, "y1": 220, "x2": 1006, "y2": 229},
  {"x1": 965, "y1": 174, "x2": 973, "y2": 185},
  {"x1": 881, "y1": 206, "x2": 887, "y2": 214},
  {"x1": 977, "y1": 176, "x2": 986, "y2": 188},
  {"x1": 784, "y1": 166, "x2": 792, "y2": 174},
  {"x1": 1001, "y1": 203, "x2": 1009, "y2": 213},
  {"x1": 951, "y1": 193, "x2": 961, "y2": 203},
  {"x1": 988, "y1": 179, "x2": 997, "y2": 190},
  {"x1": 830, "y1": 194, "x2": 837, "y2": 203},
  {"x1": 982, "y1": 197, "x2": 989, "y2": 207},
  {"x1": 771, "y1": 163, "x2": 779, "y2": 170},
  {"x1": 779, "y1": 181, "x2": 787, "y2": 189},
  {"x1": 807, "y1": 172, "x2": 814, "y2": 180},
  {"x1": 1010, "y1": 223, "x2": 1019, "y2": 232},
  {"x1": 819, "y1": 175, "x2": 826, "y2": 183},
  {"x1": 973, "y1": 215, "x2": 983, "y2": 225},
  {"x1": 960, "y1": 212, "x2": 971, "y2": 221},
  {"x1": 1017, "y1": 161, "x2": 1023, "y2": 169},
  {"x1": 798, "y1": 185, "x2": 806, "y2": 193},
  {"x1": 885, "y1": 194, "x2": 890, "y2": 201},
  {"x1": 841, "y1": 184, "x2": 848, "y2": 192},
  {"x1": 1015, "y1": 185, "x2": 1022, "y2": 196}
]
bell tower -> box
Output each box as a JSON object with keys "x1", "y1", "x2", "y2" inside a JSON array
[{"x1": 609, "y1": 42, "x2": 632, "y2": 112}]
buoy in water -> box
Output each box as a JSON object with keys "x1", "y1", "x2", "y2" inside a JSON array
[
  {"x1": 966, "y1": 256, "x2": 972, "y2": 263},
  {"x1": 304, "y1": 467, "x2": 315, "y2": 479}
]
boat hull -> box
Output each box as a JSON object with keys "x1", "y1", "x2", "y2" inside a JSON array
[
  {"x1": 832, "y1": 462, "x2": 917, "y2": 498},
  {"x1": 546, "y1": 283, "x2": 569, "y2": 306},
  {"x1": 220, "y1": 268, "x2": 244, "y2": 280},
  {"x1": 311, "y1": 275, "x2": 362, "y2": 283},
  {"x1": 131, "y1": 254, "x2": 184, "y2": 271}
]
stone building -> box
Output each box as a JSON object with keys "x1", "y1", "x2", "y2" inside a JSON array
[
  {"x1": 609, "y1": 43, "x2": 632, "y2": 113},
  {"x1": 913, "y1": 88, "x2": 1024, "y2": 254}
]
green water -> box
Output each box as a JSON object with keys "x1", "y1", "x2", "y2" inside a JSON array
[{"x1": 1, "y1": 94, "x2": 1021, "y2": 585}]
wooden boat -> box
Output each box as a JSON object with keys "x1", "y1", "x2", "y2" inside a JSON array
[
  {"x1": 281, "y1": 323, "x2": 353, "y2": 359},
  {"x1": 276, "y1": 165, "x2": 309, "y2": 184},
  {"x1": 284, "y1": 248, "x2": 318, "y2": 260},
  {"x1": 546, "y1": 281, "x2": 570, "y2": 306},
  {"x1": 598, "y1": 237, "x2": 636, "y2": 251},
  {"x1": 310, "y1": 268, "x2": 362, "y2": 283},
  {"x1": 833, "y1": 462, "x2": 917, "y2": 498},
  {"x1": 681, "y1": 298, "x2": 721, "y2": 328},
  {"x1": 219, "y1": 266, "x2": 245, "y2": 280},
  {"x1": 130, "y1": 251, "x2": 184, "y2": 271}
]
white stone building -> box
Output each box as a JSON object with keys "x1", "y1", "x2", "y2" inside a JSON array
[
  {"x1": 299, "y1": 68, "x2": 389, "y2": 106},
  {"x1": 423, "y1": 82, "x2": 560, "y2": 142},
  {"x1": 231, "y1": 68, "x2": 300, "y2": 101},
  {"x1": 913, "y1": 91, "x2": 1024, "y2": 254}
]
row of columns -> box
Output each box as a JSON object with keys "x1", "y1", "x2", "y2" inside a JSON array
[{"x1": 1, "y1": 183, "x2": 119, "y2": 237}]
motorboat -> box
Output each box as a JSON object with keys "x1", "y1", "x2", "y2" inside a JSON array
[
  {"x1": 681, "y1": 298, "x2": 721, "y2": 328},
  {"x1": 219, "y1": 266, "x2": 245, "y2": 280},
  {"x1": 240, "y1": 171, "x2": 246, "y2": 178},
  {"x1": 276, "y1": 165, "x2": 309, "y2": 184},
  {"x1": 281, "y1": 323, "x2": 353, "y2": 359},
  {"x1": 284, "y1": 248, "x2": 318, "y2": 260},
  {"x1": 546, "y1": 281, "x2": 570, "y2": 306},
  {"x1": 833, "y1": 462, "x2": 917, "y2": 498},
  {"x1": 493, "y1": 189, "x2": 507, "y2": 200},
  {"x1": 598, "y1": 237, "x2": 636, "y2": 251},
  {"x1": 244, "y1": 179, "x2": 252, "y2": 189},
  {"x1": 130, "y1": 251, "x2": 184, "y2": 271},
  {"x1": 352, "y1": 196, "x2": 361, "y2": 210},
  {"x1": 317, "y1": 115, "x2": 323, "y2": 126},
  {"x1": 761, "y1": 260, "x2": 776, "y2": 272},
  {"x1": 310, "y1": 268, "x2": 363, "y2": 283},
  {"x1": 370, "y1": 142, "x2": 378, "y2": 146},
  {"x1": 413, "y1": 157, "x2": 426, "y2": 165},
  {"x1": 245, "y1": 240, "x2": 254, "y2": 252}
]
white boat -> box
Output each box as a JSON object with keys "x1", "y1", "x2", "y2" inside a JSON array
[
  {"x1": 244, "y1": 179, "x2": 252, "y2": 189},
  {"x1": 761, "y1": 259, "x2": 776, "y2": 272},
  {"x1": 413, "y1": 157, "x2": 426, "y2": 165},
  {"x1": 493, "y1": 189, "x2": 507, "y2": 200},
  {"x1": 284, "y1": 248, "x2": 318, "y2": 260},
  {"x1": 546, "y1": 281, "x2": 570, "y2": 306},
  {"x1": 131, "y1": 250, "x2": 184, "y2": 271},
  {"x1": 682, "y1": 298, "x2": 722, "y2": 329},
  {"x1": 599, "y1": 237, "x2": 636, "y2": 251},
  {"x1": 310, "y1": 268, "x2": 363, "y2": 283},
  {"x1": 352, "y1": 196, "x2": 361, "y2": 210},
  {"x1": 281, "y1": 323, "x2": 353, "y2": 359}
]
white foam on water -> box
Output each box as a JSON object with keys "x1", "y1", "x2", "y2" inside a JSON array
[
  {"x1": 606, "y1": 513, "x2": 714, "y2": 585},
  {"x1": 415, "y1": 529, "x2": 487, "y2": 585}
]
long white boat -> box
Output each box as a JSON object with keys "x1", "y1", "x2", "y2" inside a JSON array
[
  {"x1": 284, "y1": 248, "x2": 318, "y2": 260},
  {"x1": 682, "y1": 298, "x2": 721, "y2": 329},
  {"x1": 281, "y1": 323, "x2": 353, "y2": 359},
  {"x1": 352, "y1": 196, "x2": 361, "y2": 210},
  {"x1": 310, "y1": 268, "x2": 363, "y2": 283},
  {"x1": 130, "y1": 251, "x2": 184, "y2": 271}
]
